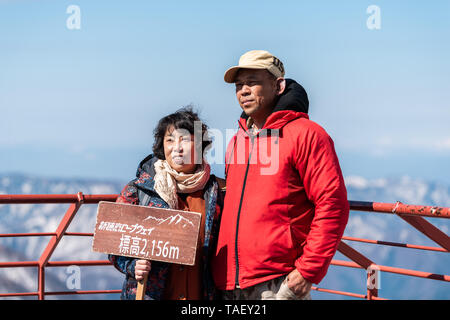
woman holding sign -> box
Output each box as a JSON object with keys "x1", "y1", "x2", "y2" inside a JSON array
[{"x1": 108, "y1": 107, "x2": 224, "y2": 300}]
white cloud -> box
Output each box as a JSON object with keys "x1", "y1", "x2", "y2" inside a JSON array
[
  {"x1": 433, "y1": 138, "x2": 450, "y2": 151},
  {"x1": 344, "y1": 176, "x2": 368, "y2": 188}
]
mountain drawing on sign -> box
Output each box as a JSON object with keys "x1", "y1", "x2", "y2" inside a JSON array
[{"x1": 143, "y1": 213, "x2": 195, "y2": 228}]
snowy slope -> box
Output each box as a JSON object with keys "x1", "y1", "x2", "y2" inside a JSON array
[
  {"x1": 317, "y1": 175, "x2": 450, "y2": 300},
  {"x1": 0, "y1": 173, "x2": 126, "y2": 299}
]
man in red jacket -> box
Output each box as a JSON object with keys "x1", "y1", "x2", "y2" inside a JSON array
[{"x1": 212, "y1": 50, "x2": 349, "y2": 300}]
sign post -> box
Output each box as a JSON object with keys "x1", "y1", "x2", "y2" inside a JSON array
[
  {"x1": 136, "y1": 273, "x2": 148, "y2": 300},
  {"x1": 92, "y1": 201, "x2": 202, "y2": 300}
]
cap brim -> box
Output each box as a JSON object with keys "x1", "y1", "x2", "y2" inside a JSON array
[
  {"x1": 223, "y1": 65, "x2": 269, "y2": 83},
  {"x1": 223, "y1": 66, "x2": 240, "y2": 83}
]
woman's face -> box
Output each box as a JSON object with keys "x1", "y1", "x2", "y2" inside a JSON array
[{"x1": 163, "y1": 125, "x2": 198, "y2": 174}]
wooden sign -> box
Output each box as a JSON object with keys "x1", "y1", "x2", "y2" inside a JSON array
[{"x1": 92, "y1": 201, "x2": 202, "y2": 266}]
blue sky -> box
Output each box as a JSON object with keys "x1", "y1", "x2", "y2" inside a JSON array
[{"x1": 0, "y1": 0, "x2": 449, "y2": 184}]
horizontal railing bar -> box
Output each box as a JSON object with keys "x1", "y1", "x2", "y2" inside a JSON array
[
  {"x1": 331, "y1": 259, "x2": 450, "y2": 281},
  {"x1": 342, "y1": 236, "x2": 448, "y2": 252},
  {"x1": 46, "y1": 260, "x2": 112, "y2": 267},
  {"x1": 0, "y1": 194, "x2": 118, "y2": 204},
  {"x1": 0, "y1": 290, "x2": 121, "y2": 298},
  {"x1": 0, "y1": 232, "x2": 56, "y2": 238},
  {"x1": 0, "y1": 260, "x2": 112, "y2": 268},
  {"x1": 311, "y1": 286, "x2": 387, "y2": 300},
  {"x1": 64, "y1": 232, "x2": 93, "y2": 237},
  {"x1": 0, "y1": 292, "x2": 38, "y2": 297},
  {"x1": 0, "y1": 261, "x2": 39, "y2": 268},
  {"x1": 1, "y1": 195, "x2": 447, "y2": 219},
  {"x1": 2, "y1": 288, "x2": 379, "y2": 299},
  {"x1": 311, "y1": 286, "x2": 367, "y2": 299},
  {"x1": 1, "y1": 195, "x2": 448, "y2": 218},
  {"x1": 349, "y1": 200, "x2": 450, "y2": 219},
  {"x1": 44, "y1": 289, "x2": 122, "y2": 296},
  {"x1": 378, "y1": 264, "x2": 450, "y2": 282},
  {"x1": 0, "y1": 232, "x2": 93, "y2": 238}
]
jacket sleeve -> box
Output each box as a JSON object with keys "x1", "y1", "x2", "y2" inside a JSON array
[
  {"x1": 108, "y1": 180, "x2": 139, "y2": 276},
  {"x1": 293, "y1": 124, "x2": 349, "y2": 284}
]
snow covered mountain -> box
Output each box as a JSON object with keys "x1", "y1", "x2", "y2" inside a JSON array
[
  {"x1": 345, "y1": 175, "x2": 450, "y2": 207},
  {"x1": 0, "y1": 173, "x2": 449, "y2": 299},
  {"x1": 0, "y1": 173, "x2": 126, "y2": 300},
  {"x1": 325, "y1": 175, "x2": 450, "y2": 300}
]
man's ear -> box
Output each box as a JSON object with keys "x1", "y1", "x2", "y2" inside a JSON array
[{"x1": 276, "y1": 78, "x2": 286, "y2": 96}]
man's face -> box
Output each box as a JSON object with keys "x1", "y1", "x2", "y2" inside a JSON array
[{"x1": 234, "y1": 69, "x2": 278, "y2": 120}]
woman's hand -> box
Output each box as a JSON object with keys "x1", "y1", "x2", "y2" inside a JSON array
[{"x1": 134, "y1": 259, "x2": 151, "y2": 281}]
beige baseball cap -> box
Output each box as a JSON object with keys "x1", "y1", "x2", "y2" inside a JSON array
[{"x1": 224, "y1": 50, "x2": 285, "y2": 83}]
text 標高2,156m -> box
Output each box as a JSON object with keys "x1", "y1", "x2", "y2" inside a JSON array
[{"x1": 151, "y1": 240, "x2": 180, "y2": 260}]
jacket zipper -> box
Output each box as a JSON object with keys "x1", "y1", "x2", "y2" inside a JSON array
[{"x1": 234, "y1": 128, "x2": 255, "y2": 288}]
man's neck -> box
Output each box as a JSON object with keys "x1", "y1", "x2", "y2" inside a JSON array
[
  {"x1": 252, "y1": 120, "x2": 264, "y2": 131},
  {"x1": 250, "y1": 110, "x2": 273, "y2": 131},
  {"x1": 252, "y1": 112, "x2": 272, "y2": 131},
  {"x1": 247, "y1": 117, "x2": 265, "y2": 134}
]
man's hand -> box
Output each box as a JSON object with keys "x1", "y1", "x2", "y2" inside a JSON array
[
  {"x1": 286, "y1": 268, "x2": 312, "y2": 298},
  {"x1": 135, "y1": 259, "x2": 151, "y2": 281}
]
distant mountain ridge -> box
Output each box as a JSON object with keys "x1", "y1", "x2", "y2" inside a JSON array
[
  {"x1": 344, "y1": 175, "x2": 450, "y2": 207},
  {"x1": 0, "y1": 172, "x2": 448, "y2": 299}
]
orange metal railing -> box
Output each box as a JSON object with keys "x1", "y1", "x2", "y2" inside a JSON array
[
  {"x1": 0, "y1": 193, "x2": 120, "y2": 299},
  {"x1": 0, "y1": 193, "x2": 449, "y2": 300}
]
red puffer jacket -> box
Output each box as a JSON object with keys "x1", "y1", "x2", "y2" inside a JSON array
[{"x1": 212, "y1": 86, "x2": 349, "y2": 290}]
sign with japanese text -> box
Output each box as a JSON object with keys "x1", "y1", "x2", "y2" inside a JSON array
[{"x1": 92, "y1": 201, "x2": 202, "y2": 266}]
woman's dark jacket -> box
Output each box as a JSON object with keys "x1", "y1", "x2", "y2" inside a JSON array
[{"x1": 108, "y1": 154, "x2": 224, "y2": 300}]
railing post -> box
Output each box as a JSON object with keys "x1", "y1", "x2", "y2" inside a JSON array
[
  {"x1": 37, "y1": 192, "x2": 84, "y2": 300},
  {"x1": 337, "y1": 241, "x2": 380, "y2": 300},
  {"x1": 38, "y1": 265, "x2": 45, "y2": 300}
]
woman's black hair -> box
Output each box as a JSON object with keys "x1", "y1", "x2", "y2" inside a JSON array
[{"x1": 152, "y1": 106, "x2": 212, "y2": 160}]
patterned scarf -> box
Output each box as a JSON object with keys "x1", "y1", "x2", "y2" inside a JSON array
[{"x1": 153, "y1": 159, "x2": 211, "y2": 209}]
